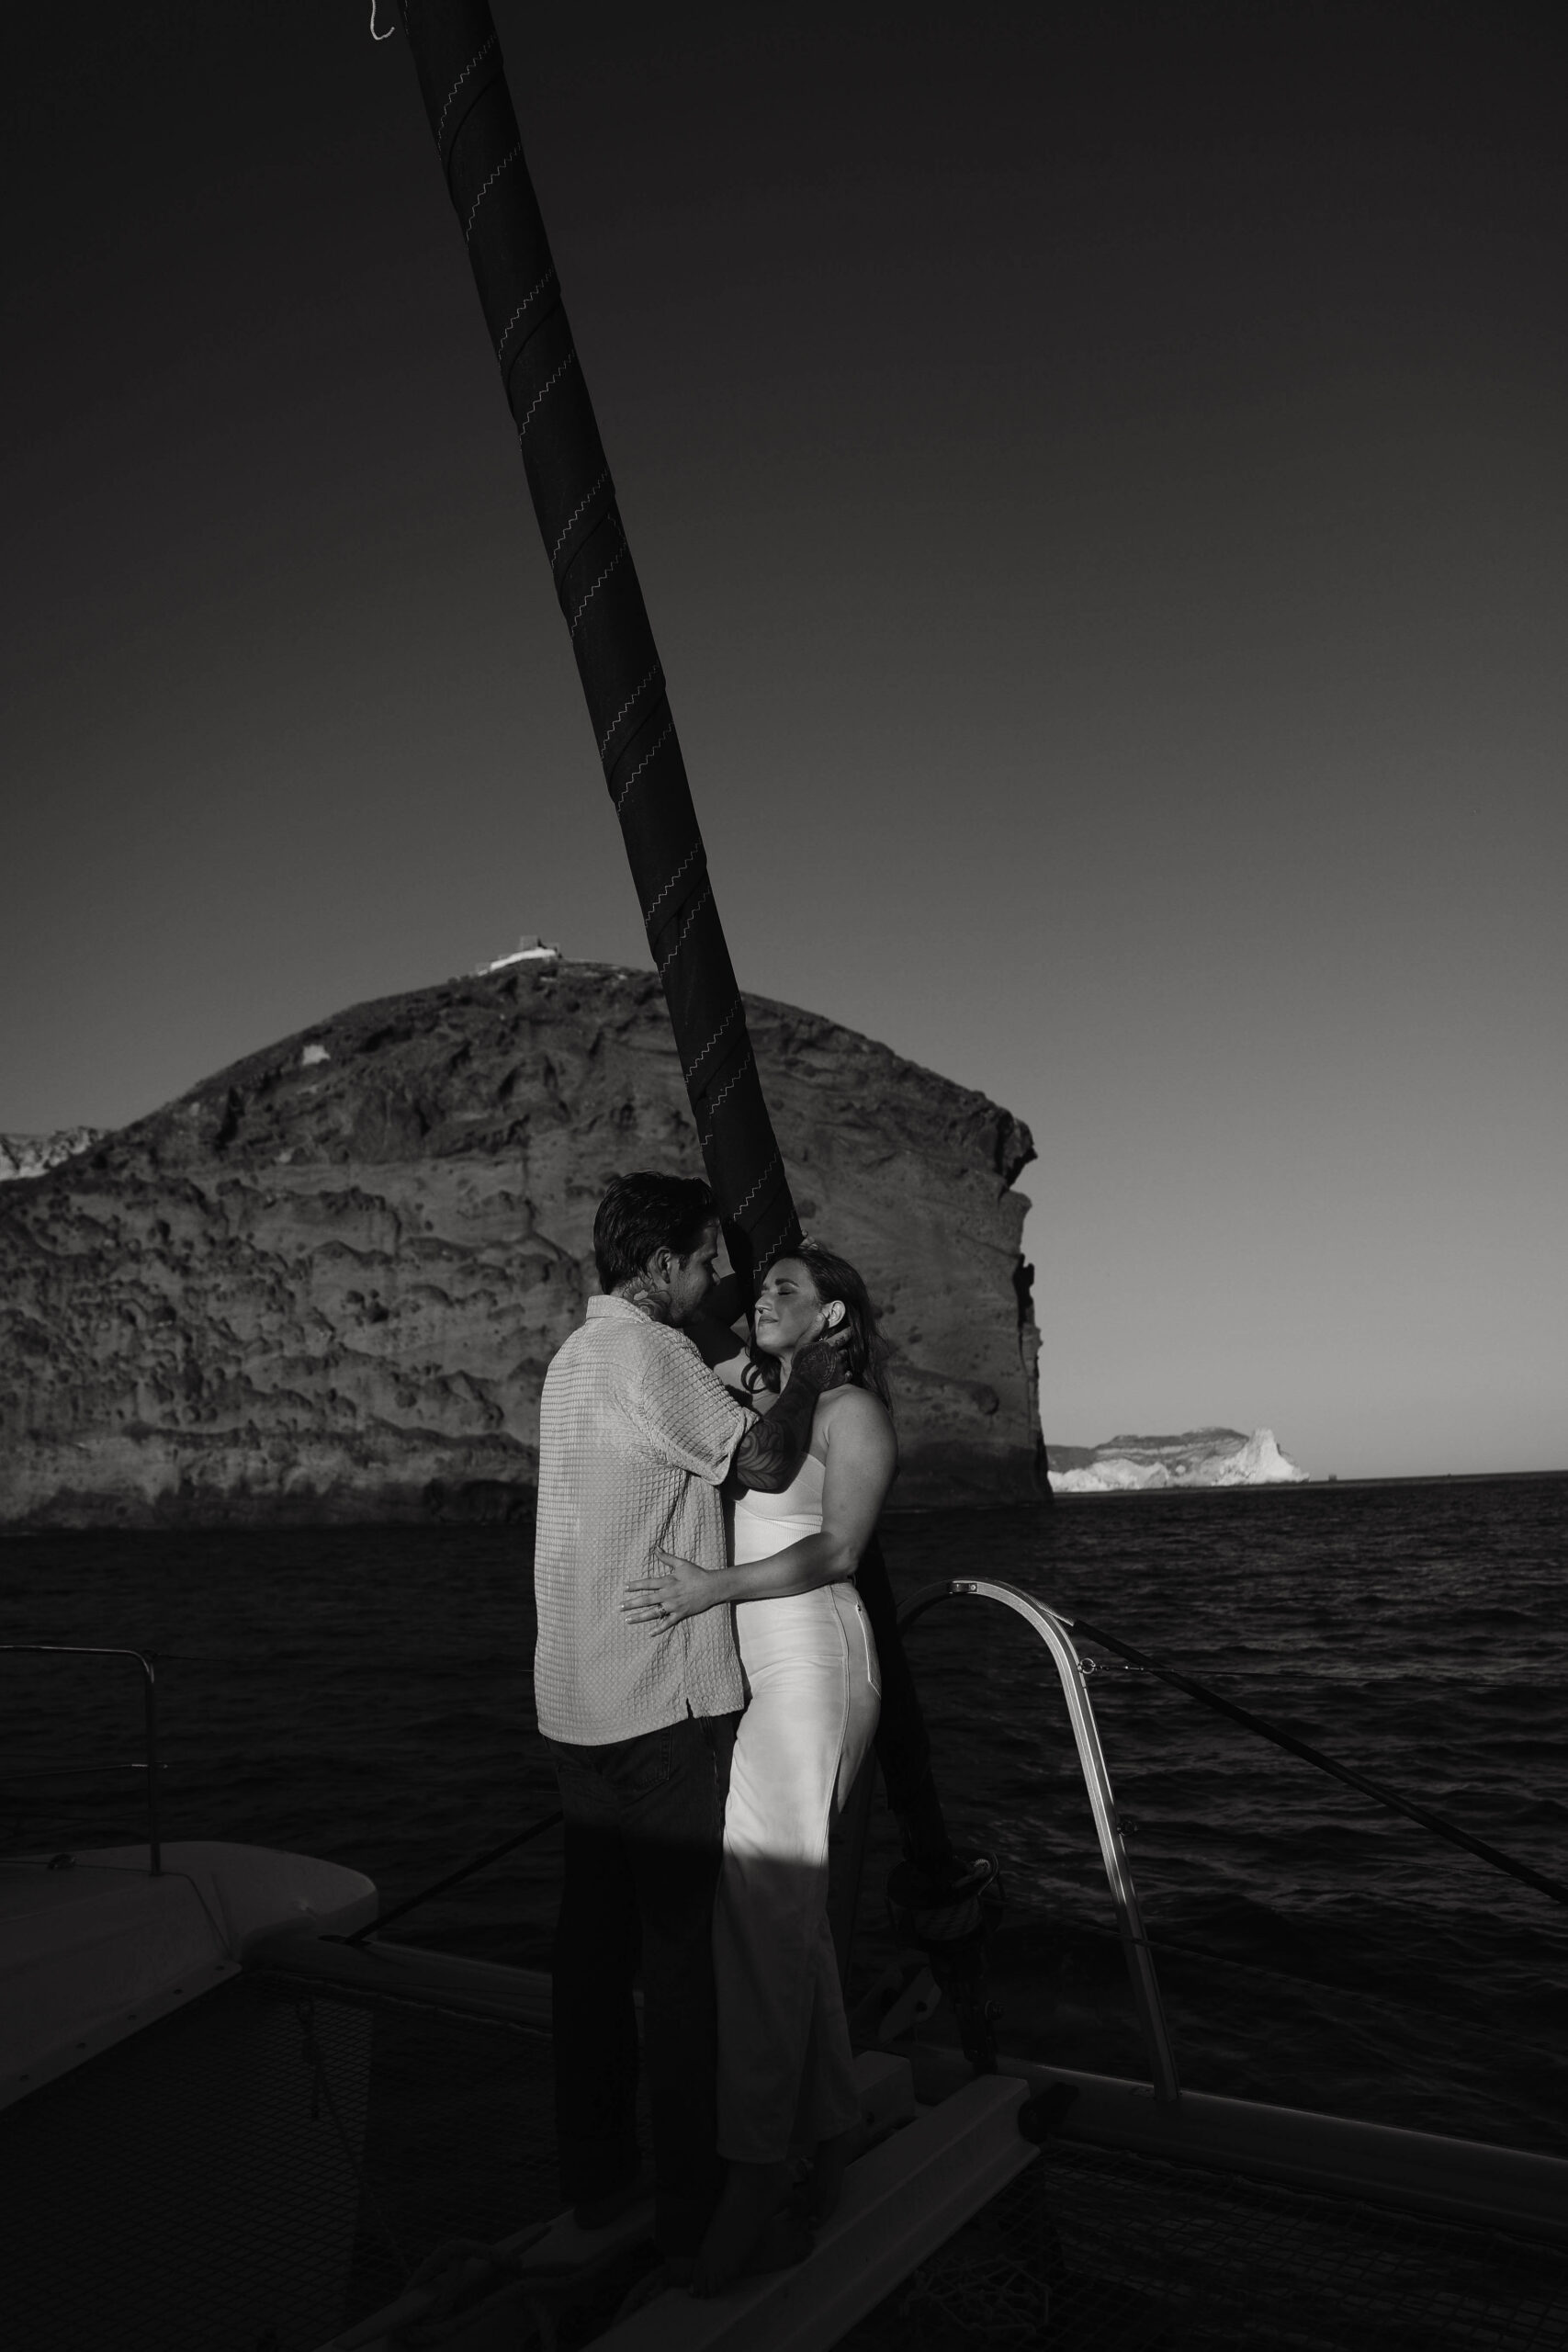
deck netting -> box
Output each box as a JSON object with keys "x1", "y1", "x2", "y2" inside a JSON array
[
  {"x1": 3, "y1": 1969, "x2": 1563, "y2": 2350},
  {"x1": 840, "y1": 2132, "x2": 1568, "y2": 2349},
  {"x1": 0, "y1": 1969, "x2": 574, "y2": 2352}
]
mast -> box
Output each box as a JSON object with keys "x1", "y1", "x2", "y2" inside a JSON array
[
  {"x1": 393, "y1": 4, "x2": 998, "y2": 2045},
  {"x1": 396, "y1": 0, "x2": 795, "y2": 1295}
]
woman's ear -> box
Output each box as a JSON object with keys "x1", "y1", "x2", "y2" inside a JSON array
[{"x1": 823, "y1": 1299, "x2": 846, "y2": 1331}]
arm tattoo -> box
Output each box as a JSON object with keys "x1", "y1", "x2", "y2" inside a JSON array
[{"x1": 732, "y1": 1340, "x2": 850, "y2": 1493}]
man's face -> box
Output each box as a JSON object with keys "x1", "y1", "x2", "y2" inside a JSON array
[{"x1": 664, "y1": 1221, "x2": 721, "y2": 1328}]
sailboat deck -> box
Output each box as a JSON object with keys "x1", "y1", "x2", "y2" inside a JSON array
[
  {"x1": 1, "y1": 1966, "x2": 1562, "y2": 2351},
  {"x1": 846, "y1": 2134, "x2": 1568, "y2": 2350}
]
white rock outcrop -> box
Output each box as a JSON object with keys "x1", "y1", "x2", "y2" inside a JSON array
[
  {"x1": 1048, "y1": 1426, "x2": 1309, "y2": 1493},
  {"x1": 0, "y1": 1129, "x2": 106, "y2": 1183}
]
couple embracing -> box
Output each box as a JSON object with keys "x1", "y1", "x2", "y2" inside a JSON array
[{"x1": 533, "y1": 1170, "x2": 897, "y2": 2293}]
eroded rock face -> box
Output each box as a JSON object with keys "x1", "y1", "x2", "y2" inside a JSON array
[{"x1": 1, "y1": 963, "x2": 1041, "y2": 1523}]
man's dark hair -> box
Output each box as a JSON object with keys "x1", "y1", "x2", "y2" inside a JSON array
[{"x1": 593, "y1": 1171, "x2": 717, "y2": 1292}]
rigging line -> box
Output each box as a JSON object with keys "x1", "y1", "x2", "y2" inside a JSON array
[
  {"x1": 294, "y1": 1995, "x2": 411, "y2": 2280},
  {"x1": 1051, "y1": 1917, "x2": 1568, "y2": 2068},
  {"x1": 1066, "y1": 1613, "x2": 1568, "y2": 1913},
  {"x1": 1143, "y1": 1939, "x2": 1568, "y2": 2067},
  {"x1": 340, "y1": 1807, "x2": 563, "y2": 1948}
]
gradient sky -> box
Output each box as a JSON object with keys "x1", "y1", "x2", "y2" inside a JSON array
[{"x1": 4, "y1": 4, "x2": 1564, "y2": 1479}]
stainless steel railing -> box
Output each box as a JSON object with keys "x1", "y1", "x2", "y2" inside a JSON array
[
  {"x1": 0, "y1": 1643, "x2": 163, "y2": 1873},
  {"x1": 899, "y1": 1578, "x2": 1180, "y2": 2106}
]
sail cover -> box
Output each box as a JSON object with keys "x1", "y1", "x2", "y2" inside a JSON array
[
  {"x1": 396, "y1": 0, "x2": 797, "y2": 1292},
  {"x1": 395, "y1": 1, "x2": 976, "y2": 1927}
]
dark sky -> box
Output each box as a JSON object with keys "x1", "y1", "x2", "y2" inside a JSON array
[{"x1": 5, "y1": 4, "x2": 1565, "y2": 1476}]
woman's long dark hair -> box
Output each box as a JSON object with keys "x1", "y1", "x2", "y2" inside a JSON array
[{"x1": 788, "y1": 1240, "x2": 894, "y2": 1417}]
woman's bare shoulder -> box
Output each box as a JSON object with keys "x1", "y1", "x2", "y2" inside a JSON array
[{"x1": 817, "y1": 1385, "x2": 895, "y2": 1446}]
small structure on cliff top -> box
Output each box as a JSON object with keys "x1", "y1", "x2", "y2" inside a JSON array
[
  {"x1": 475, "y1": 935, "x2": 561, "y2": 977},
  {"x1": 0, "y1": 961, "x2": 1041, "y2": 1526}
]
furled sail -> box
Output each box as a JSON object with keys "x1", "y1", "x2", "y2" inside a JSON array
[
  {"x1": 395, "y1": 3, "x2": 996, "y2": 2043},
  {"x1": 397, "y1": 0, "x2": 795, "y2": 1294}
]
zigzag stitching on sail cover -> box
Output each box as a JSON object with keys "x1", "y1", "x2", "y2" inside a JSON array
[
  {"x1": 643, "y1": 840, "x2": 702, "y2": 923},
  {"x1": 684, "y1": 997, "x2": 742, "y2": 1080},
  {"x1": 657, "y1": 882, "x2": 713, "y2": 975},
  {"x1": 601, "y1": 669, "x2": 661, "y2": 760},
  {"x1": 497, "y1": 268, "x2": 558, "y2": 365},
  {"x1": 569, "y1": 540, "x2": 627, "y2": 639},
  {"x1": 734, "y1": 1149, "x2": 783, "y2": 1223},
  {"x1": 754, "y1": 1211, "x2": 794, "y2": 1270},
  {"x1": 437, "y1": 36, "x2": 496, "y2": 151},
  {"x1": 614, "y1": 721, "x2": 672, "y2": 814},
  {"x1": 550, "y1": 469, "x2": 611, "y2": 567},
  {"x1": 699, "y1": 1051, "x2": 754, "y2": 1149},
  {"x1": 465, "y1": 142, "x2": 523, "y2": 243},
  {"x1": 517, "y1": 351, "x2": 579, "y2": 443}
]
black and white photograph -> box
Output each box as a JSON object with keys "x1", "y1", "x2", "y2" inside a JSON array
[{"x1": 3, "y1": 5, "x2": 1564, "y2": 2346}]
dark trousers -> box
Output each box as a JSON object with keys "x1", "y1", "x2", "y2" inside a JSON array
[{"x1": 547, "y1": 1712, "x2": 739, "y2": 2256}]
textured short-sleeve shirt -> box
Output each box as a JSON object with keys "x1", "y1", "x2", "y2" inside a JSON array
[{"x1": 533, "y1": 1295, "x2": 750, "y2": 1744}]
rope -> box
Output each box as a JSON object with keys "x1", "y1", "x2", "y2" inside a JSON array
[
  {"x1": 1067, "y1": 1613, "x2": 1568, "y2": 1913},
  {"x1": 295, "y1": 1996, "x2": 410, "y2": 2279},
  {"x1": 343, "y1": 1807, "x2": 563, "y2": 1947}
]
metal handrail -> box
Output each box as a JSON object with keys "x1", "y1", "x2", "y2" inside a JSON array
[
  {"x1": 898, "y1": 1577, "x2": 1180, "y2": 2106},
  {"x1": 0, "y1": 1644, "x2": 162, "y2": 1873}
]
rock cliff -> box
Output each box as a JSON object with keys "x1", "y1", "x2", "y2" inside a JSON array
[
  {"x1": 0, "y1": 962, "x2": 1042, "y2": 1524},
  {"x1": 1047, "y1": 1428, "x2": 1309, "y2": 1493}
]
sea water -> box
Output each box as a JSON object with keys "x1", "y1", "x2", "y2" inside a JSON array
[{"x1": 4, "y1": 1475, "x2": 1563, "y2": 2158}]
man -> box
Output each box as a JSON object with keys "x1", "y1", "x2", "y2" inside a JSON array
[{"x1": 534, "y1": 1170, "x2": 847, "y2": 2265}]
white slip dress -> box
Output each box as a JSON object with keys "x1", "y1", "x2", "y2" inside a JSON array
[{"x1": 713, "y1": 1449, "x2": 882, "y2": 2164}]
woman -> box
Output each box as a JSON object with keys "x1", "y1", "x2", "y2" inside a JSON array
[{"x1": 623, "y1": 1240, "x2": 897, "y2": 2291}]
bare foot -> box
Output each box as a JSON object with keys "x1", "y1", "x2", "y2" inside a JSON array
[
  {"x1": 804, "y1": 2128, "x2": 854, "y2": 2224},
  {"x1": 691, "y1": 2159, "x2": 793, "y2": 2295}
]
